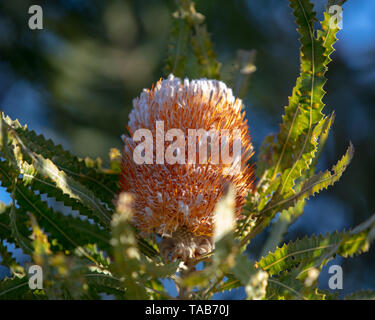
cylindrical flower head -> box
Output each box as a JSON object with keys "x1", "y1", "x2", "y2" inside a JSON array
[{"x1": 120, "y1": 75, "x2": 254, "y2": 243}]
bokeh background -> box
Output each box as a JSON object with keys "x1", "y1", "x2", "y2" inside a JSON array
[{"x1": 0, "y1": 0, "x2": 374, "y2": 298}]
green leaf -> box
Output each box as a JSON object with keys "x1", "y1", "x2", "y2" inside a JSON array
[
  {"x1": 110, "y1": 193, "x2": 149, "y2": 299},
  {"x1": 241, "y1": 142, "x2": 353, "y2": 246},
  {"x1": 23, "y1": 152, "x2": 112, "y2": 228},
  {"x1": 231, "y1": 255, "x2": 268, "y2": 300},
  {"x1": 164, "y1": 4, "x2": 191, "y2": 77},
  {"x1": 258, "y1": 0, "x2": 329, "y2": 182},
  {"x1": 262, "y1": 143, "x2": 353, "y2": 223},
  {"x1": 1, "y1": 114, "x2": 114, "y2": 228},
  {"x1": 344, "y1": 290, "x2": 375, "y2": 300},
  {"x1": 144, "y1": 258, "x2": 180, "y2": 280},
  {"x1": 173, "y1": 0, "x2": 221, "y2": 79},
  {"x1": 260, "y1": 199, "x2": 306, "y2": 257},
  {"x1": 76, "y1": 244, "x2": 111, "y2": 269},
  {"x1": 0, "y1": 240, "x2": 22, "y2": 273},
  {"x1": 0, "y1": 157, "x2": 155, "y2": 261},
  {"x1": 2, "y1": 113, "x2": 118, "y2": 210},
  {"x1": 211, "y1": 274, "x2": 240, "y2": 294},
  {"x1": 0, "y1": 277, "x2": 40, "y2": 300},
  {"x1": 249, "y1": 0, "x2": 344, "y2": 242},
  {"x1": 84, "y1": 271, "x2": 126, "y2": 298},
  {"x1": 29, "y1": 215, "x2": 94, "y2": 299},
  {"x1": 266, "y1": 271, "x2": 336, "y2": 300},
  {"x1": 257, "y1": 214, "x2": 375, "y2": 278},
  {"x1": 0, "y1": 160, "x2": 110, "y2": 262},
  {"x1": 0, "y1": 205, "x2": 31, "y2": 252}
]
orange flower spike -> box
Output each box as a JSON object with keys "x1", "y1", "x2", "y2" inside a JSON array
[{"x1": 120, "y1": 75, "x2": 254, "y2": 261}]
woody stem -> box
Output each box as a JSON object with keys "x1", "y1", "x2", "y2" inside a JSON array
[{"x1": 177, "y1": 260, "x2": 196, "y2": 300}]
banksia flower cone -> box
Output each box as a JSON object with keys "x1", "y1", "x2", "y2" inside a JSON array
[{"x1": 120, "y1": 75, "x2": 254, "y2": 261}]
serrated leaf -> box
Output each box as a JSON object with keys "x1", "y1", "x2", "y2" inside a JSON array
[
  {"x1": 344, "y1": 290, "x2": 375, "y2": 300},
  {"x1": 0, "y1": 160, "x2": 110, "y2": 262},
  {"x1": 260, "y1": 199, "x2": 306, "y2": 257},
  {"x1": 2, "y1": 113, "x2": 118, "y2": 210},
  {"x1": 258, "y1": 0, "x2": 329, "y2": 182},
  {"x1": 0, "y1": 240, "x2": 22, "y2": 275},
  {"x1": 262, "y1": 143, "x2": 353, "y2": 221},
  {"x1": 172, "y1": 0, "x2": 221, "y2": 79},
  {"x1": 84, "y1": 271, "x2": 126, "y2": 299},
  {"x1": 164, "y1": 5, "x2": 191, "y2": 77},
  {"x1": 248, "y1": 1, "x2": 344, "y2": 243},
  {"x1": 25, "y1": 153, "x2": 112, "y2": 227},
  {"x1": 0, "y1": 277, "x2": 37, "y2": 300},
  {"x1": 266, "y1": 271, "x2": 336, "y2": 300},
  {"x1": 242, "y1": 142, "x2": 353, "y2": 247},
  {"x1": 211, "y1": 274, "x2": 241, "y2": 294},
  {"x1": 257, "y1": 214, "x2": 375, "y2": 279}
]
